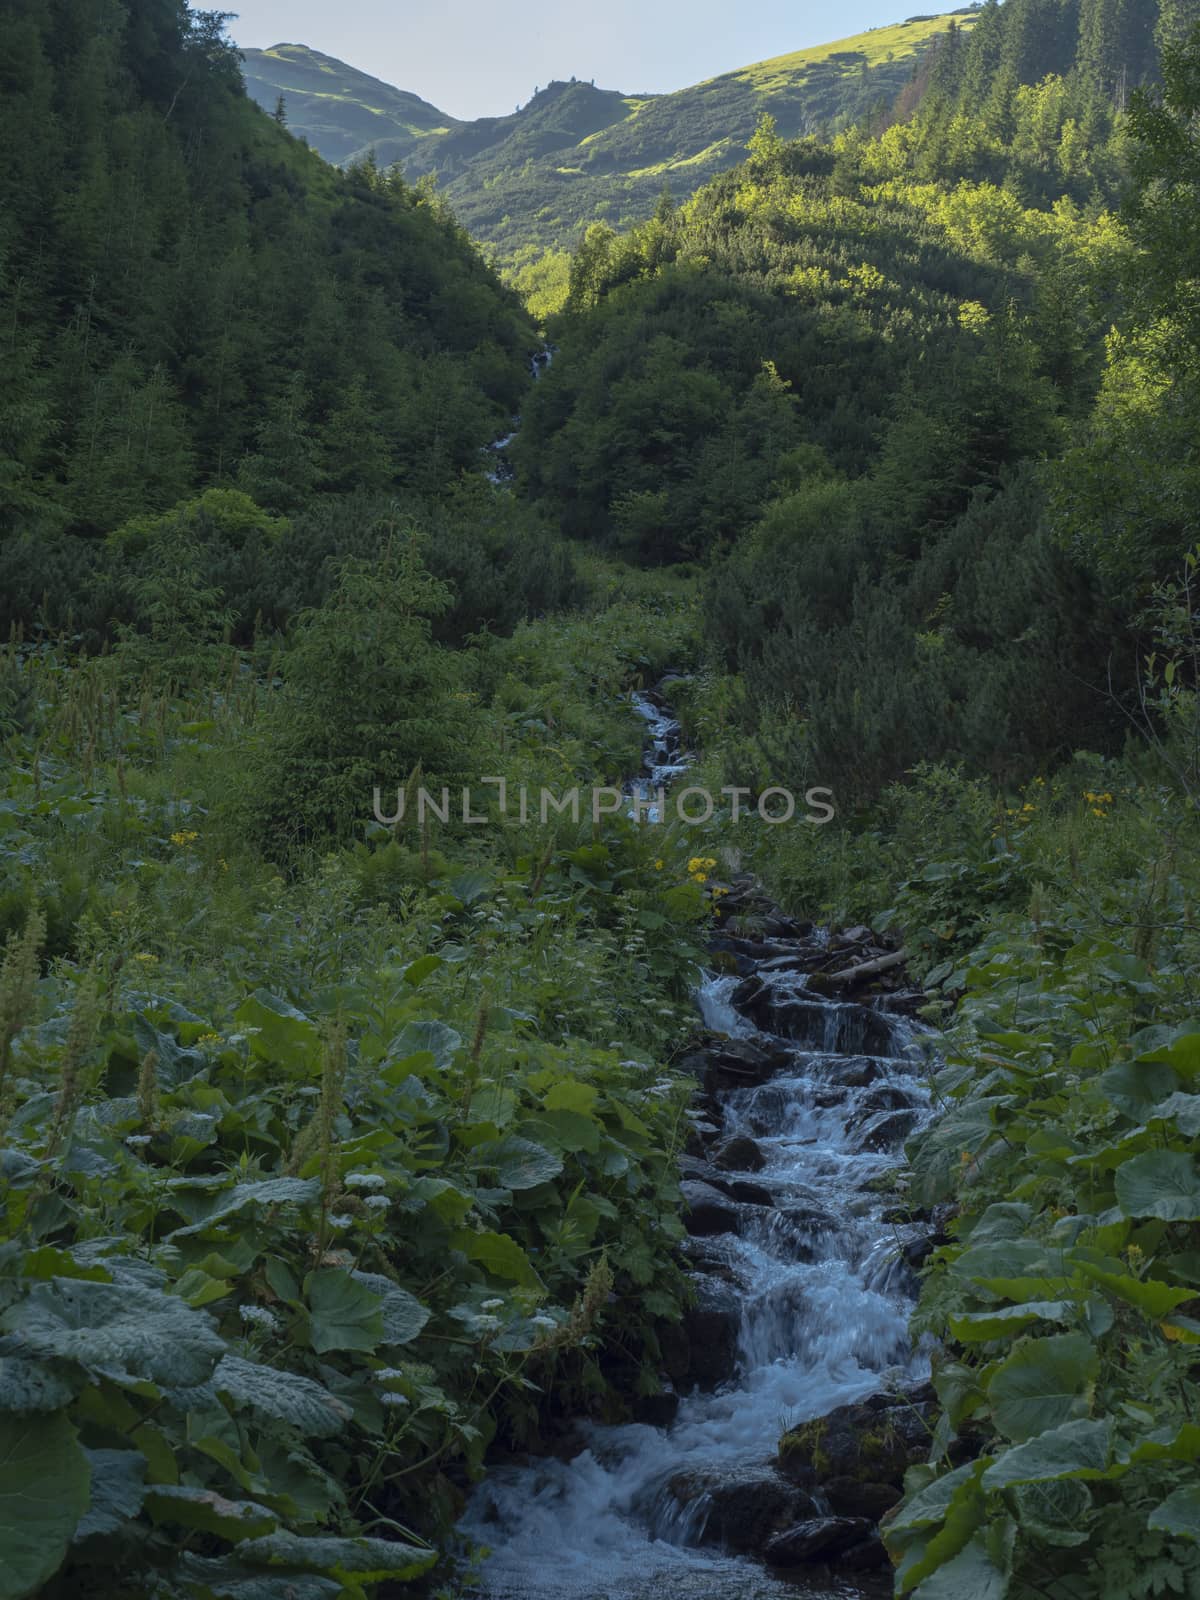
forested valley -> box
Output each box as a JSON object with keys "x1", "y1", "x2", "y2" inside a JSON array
[{"x1": 4, "y1": 2, "x2": 1200, "y2": 1598}]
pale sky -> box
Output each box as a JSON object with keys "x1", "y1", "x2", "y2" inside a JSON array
[{"x1": 219, "y1": 2, "x2": 945, "y2": 120}]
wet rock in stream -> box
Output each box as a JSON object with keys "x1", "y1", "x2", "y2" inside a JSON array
[
  {"x1": 680, "y1": 1179, "x2": 741, "y2": 1236},
  {"x1": 763, "y1": 1517, "x2": 875, "y2": 1567},
  {"x1": 680, "y1": 1277, "x2": 743, "y2": 1388},
  {"x1": 661, "y1": 1467, "x2": 821, "y2": 1554}
]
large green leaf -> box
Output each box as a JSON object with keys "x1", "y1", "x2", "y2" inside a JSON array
[
  {"x1": 132, "y1": 1015, "x2": 207, "y2": 1090},
  {"x1": 523, "y1": 1110, "x2": 602, "y2": 1154},
  {"x1": 176, "y1": 1557, "x2": 341, "y2": 1600},
  {"x1": 543, "y1": 1080, "x2": 599, "y2": 1115},
  {"x1": 451, "y1": 1229, "x2": 543, "y2": 1288},
  {"x1": 350, "y1": 1273, "x2": 430, "y2": 1346},
  {"x1": 1072, "y1": 1260, "x2": 1194, "y2": 1317},
  {"x1": 0, "y1": 1354, "x2": 74, "y2": 1413},
  {"x1": 949, "y1": 1302, "x2": 1073, "y2": 1342},
  {"x1": 1137, "y1": 1029, "x2": 1200, "y2": 1079},
  {"x1": 1115, "y1": 1151, "x2": 1200, "y2": 1221},
  {"x1": 0, "y1": 1279, "x2": 224, "y2": 1388},
  {"x1": 234, "y1": 992, "x2": 320, "y2": 1073},
  {"x1": 385, "y1": 1021, "x2": 461, "y2": 1072},
  {"x1": 1011, "y1": 1478, "x2": 1092, "y2": 1547},
  {"x1": 477, "y1": 1136, "x2": 562, "y2": 1191},
  {"x1": 986, "y1": 1334, "x2": 1099, "y2": 1442},
  {"x1": 74, "y1": 1448, "x2": 146, "y2": 1541},
  {"x1": 213, "y1": 1356, "x2": 352, "y2": 1437},
  {"x1": 889, "y1": 1461, "x2": 982, "y2": 1538},
  {"x1": 965, "y1": 1203, "x2": 1033, "y2": 1243},
  {"x1": 897, "y1": 1471, "x2": 986, "y2": 1593},
  {"x1": 951, "y1": 1239, "x2": 1062, "y2": 1283},
  {"x1": 305, "y1": 1270, "x2": 384, "y2": 1355},
  {"x1": 1148, "y1": 1091, "x2": 1200, "y2": 1138},
  {"x1": 401, "y1": 954, "x2": 442, "y2": 988},
  {"x1": 910, "y1": 1528, "x2": 1011, "y2": 1600},
  {"x1": 1098, "y1": 1061, "x2": 1179, "y2": 1119},
  {"x1": 0, "y1": 1411, "x2": 90, "y2": 1600},
  {"x1": 409, "y1": 1176, "x2": 474, "y2": 1225},
  {"x1": 236, "y1": 1530, "x2": 437, "y2": 1581},
  {"x1": 166, "y1": 1177, "x2": 320, "y2": 1239},
  {"x1": 909, "y1": 1097, "x2": 1009, "y2": 1207},
  {"x1": 1116, "y1": 1422, "x2": 1200, "y2": 1468},
  {"x1": 145, "y1": 1485, "x2": 278, "y2": 1541},
  {"x1": 1148, "y1": 1486, "x2": 1200, "y2": 1541},
  {"x1": 981, "y1": 1419, "x2": 1112, "y2": 1488}
]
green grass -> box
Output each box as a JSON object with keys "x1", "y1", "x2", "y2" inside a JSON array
[{"x1": 731, "y1": 13, "x2": 978, "y2": 90}]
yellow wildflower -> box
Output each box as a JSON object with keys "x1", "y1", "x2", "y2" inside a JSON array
[
  {"x1": 134, "y1": 952, "x2": 158, "y2": 965},
  {"x1": 170, "y1": 829, "x2": 199, "y2": 848},
  {"x1": 653, "y1": 860, "x2": 664, "y2": 871}
]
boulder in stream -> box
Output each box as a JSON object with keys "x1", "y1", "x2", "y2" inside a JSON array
[
  {"x1": 712, "y1": 1133, "x2": 767, "y2": 1172},
  {"x1": 680, "y1": 1179, "x2": 740, "y2": 1237},
  {"x1": 764, "y1": 1516, "x2": 873, "y2": 1566},
  {"x1": 663, "y1": 1467, "x2": 819, "y2": 1554},
  {"x1": 777, "y1": 1387, "x2": 936, "y2": 1513},
  {"x1": 855, "y1": 1107, "x2": 922, "y2": 1150},
  {"x1": 680, "y1": 1276, "x2": 741, "y2": 1388},
  {"x1": 762, "y1": 998, "x2": 897, "y2": 1058},
  {"x1": 678, "y1": 1037, "x2": 789, "y2": 1094}
]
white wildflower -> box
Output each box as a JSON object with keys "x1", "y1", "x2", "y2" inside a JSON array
[
  {"x1": 531, "y1": 1314, "x2": 556, "y2": 1330},
  {"x1": 345, "y1": 1173, "x2": 387, "y2": 1190},
  {"x1": 239, "y1": 1305, "x2": 280, "y2": 1332},
  {"x1": 481, "y1": 1298, "x2": 504, "y2": 1312},
  {"x1": 375, "y1": 1367, "x2": 405, "y2": 1382},
  {"x1": 328, "y1": 1213, "x2": 353, "y2": 1229},
  {"x1": 380, "y1": 1392, "x2": 410, "y2": 1408},
  {"x1": 125, "y1": 1135, "x2": 152, "y2": 1148},
  {"x1": 364, "y1": 1194, "x2": 390, "y2": 1211}
]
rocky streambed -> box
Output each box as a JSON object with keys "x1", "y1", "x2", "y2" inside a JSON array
[{"x1": 460, "y1": 689, "x2": 946, "y2": 1599}]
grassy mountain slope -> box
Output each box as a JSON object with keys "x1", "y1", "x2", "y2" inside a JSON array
[
  {"x1": 242, "y1": 11, "x2": 980, "y2": 260},
  {"x1": 240, "y1": 42, "x2": 457, "y2": 165}
]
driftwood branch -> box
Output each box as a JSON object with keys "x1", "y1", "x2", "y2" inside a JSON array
[{"x1": 825, "y1": 947, "x2": 909, "y2": 988}]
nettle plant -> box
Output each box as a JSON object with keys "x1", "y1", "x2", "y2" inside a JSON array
[
  {"x1": 0, "y1": 912, "x2": 691, "y2": 1600},
  {"x1": 888, "y1": 905, "x2": 1200, "y2": 1600}
]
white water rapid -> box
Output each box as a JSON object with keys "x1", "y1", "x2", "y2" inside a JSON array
[{"x1": 458, "y1": 689, "x2": 933, "y2": 1600}]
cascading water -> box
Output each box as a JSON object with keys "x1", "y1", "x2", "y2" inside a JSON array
[
  {"x1": 486, "y1": 345, "x2": 555, "y2": 482},
  {"x1": 458, "y1": 692, "x2": 934, "y2": 1600},
  {"x1": 627, "y1": 688, "x2": 692, "y2": 819}
]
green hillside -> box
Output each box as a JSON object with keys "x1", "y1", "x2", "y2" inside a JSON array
[
  {"x1": 242, "y1": 11, "x2": 981, "y2": 262},
  {"x1": 239, "y1": 42, "x2": 457, "y2": 165}
]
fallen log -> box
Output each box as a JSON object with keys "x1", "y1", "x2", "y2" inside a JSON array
[{"x1": 825, "y1": 948, "x2": 909, "y2": 989}]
